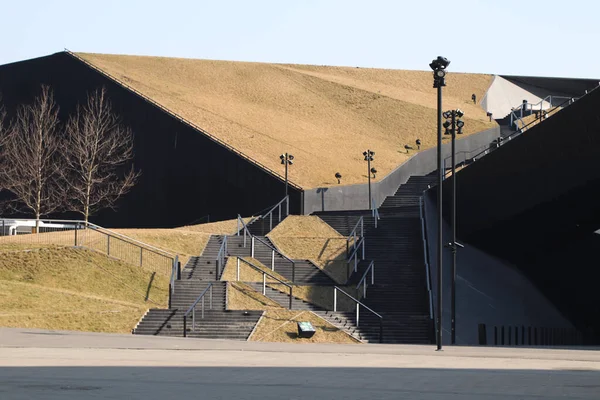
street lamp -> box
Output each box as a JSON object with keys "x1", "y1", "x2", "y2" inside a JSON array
[
  {"x1": 363, "y1": 150, "x2": 375, "y2": 209},
  {"x1": 443, "y1": 109, "x2": 466, "y2": 345},
  {"x1": 370, "y1": 167, "x2": 377, "y2": 178},
  {"x1": 280, "y1": 153, "x2": 294, "y2": 197},
  {"x1": 430, "y1": 55, "x2": 449, "y2": 351}
]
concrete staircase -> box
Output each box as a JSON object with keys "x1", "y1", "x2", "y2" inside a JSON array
[
  {"x1": 184, "y1": 234, "x2": 335, "y2": 285},
  {"x1": 314, "y1": 175, "x2": 436, "y2": 344},
  {"x1": 133, "y1": 281, "x2": 263, "y2": 340}
]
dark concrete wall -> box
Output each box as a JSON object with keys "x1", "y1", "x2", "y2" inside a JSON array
[
  {"x1": 0, "y1": 53, "x2": 300, "y2": 227},
  {"x1": 424, "y1": 191, "x2": 573, "y2": 346},
  {"x1": 439, "y1": 86, "x2": 600, "y2": 341},
  {"x1": 303, "y1": 126, "x2": 500, "y2": 214}
]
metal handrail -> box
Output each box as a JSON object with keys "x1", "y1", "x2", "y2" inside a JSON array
[
  {"x1": 419, "y1": 197, "x2": 434, "y2": 320},
  {"x1": 509, "y1": 94, "x2": 579, "y2": 129},
  {"x1": 371, "y1": 198, "x2": 380, "y2": 228},
  {"x1": 346, "y1": 236, "x2": 365, "y2": 279},
  {"x1": 333, "y1": 286, "x2": 383, "y2": 343},
  {"x1": 260, "y1": 195, "x2": 289, "y2": 232},
  {"x1": 443, "y1": 91, "x2": 595, "y2": 180},
  {"x1": 346, "y1": 216, "x2": 364, "y2": 257},
  {"x1": 237, "y1": 215, "x2": 252, "y2": 247},
  {"x1": 236, "y1": 257, "x2": 293, "y2": 309},
  {"x1": 0, "y1": 218, "x2": 176, "y2": 275},
  {"x1": 251, "y1": 235, "x2": 296, "y2": 282},
  {"x1": 168, "y1": 255, "x2": 179, "y2": 309},
  {"x1": 64, "y1": 50, "x2": 303, "y2": 192},
  {"x1": 356, "y1": 260, "x2": 375, "y2": 298},
  {"x1": 182, "y1": 283, "x2": 214, "y2": 337},
  {"x1": 215, "y1": 236, "x2": 228, "y2": 278}
]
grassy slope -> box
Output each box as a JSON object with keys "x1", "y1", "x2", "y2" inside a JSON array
[
  {"x1": 77, "y1": 53, "x2": 496, "y2": 188},
  {"x1": 227, "y1": 282, "x2": 357, "y2": 344},
  {"x1": 268, "y1": 216, "x2": 349, "y2": 284},
  {"x1": 0, "y1": 247, "x2": 168, "y2": 333}
]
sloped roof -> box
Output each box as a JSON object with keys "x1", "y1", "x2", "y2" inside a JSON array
[{"x1": 77, "y1": 53, "x2": 496, "y2": 188}]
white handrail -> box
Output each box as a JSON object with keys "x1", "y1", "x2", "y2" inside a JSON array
[
  {"x1": 346, "y1": 216, "x2": 364, "y2": 256},
  {"x1": 419, "y1": 197, "x2": 434, "y2": 320},
  {"x1": 237, "y1": 215, "x2": 252, "y2": 247},
  {"x1": 183, "y1": 283, "x2": 214, "y2": 336},
  {"x1": 261, "y1": 195, "x2": 289, "y2": 231},
  {"x1": 215, "y1": 236, "x2": 228, "y2": 278},
  {"x1": 346, "y1": 236, "x2": 365, "y2": 277},
  {"x1": 371, "y1": 198, "x2": 380, "y2": 228},
  {"x1": 356, "y1": 260, "x2": 375, "y2": 299},
  {"x1": 333, "y1": 286, "x2": 383, "y2": 342}
]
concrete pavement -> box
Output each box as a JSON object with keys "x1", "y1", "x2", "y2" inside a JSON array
[{"x1": 0, "y1": 328, "x2": 599, "y2": 399}]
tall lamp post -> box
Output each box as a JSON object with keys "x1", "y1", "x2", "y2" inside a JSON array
[
  {"x1": 443, "y1": 109, "x2": 465, "y2": 345},
  {"x1": 280, "y1": 153, "x2": 294, "y2": 197},
  {"x1": 363, "y1": 150, "x2": 375, "y2": 209},
  {"x1": 430, "y1": 56, "x2": 450, "y2": 351}
]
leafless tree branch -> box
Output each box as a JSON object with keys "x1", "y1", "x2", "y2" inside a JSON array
[
  {"x1": 0, "y1": 86, "x2": 66, "y2": 230},
  {"x1": 64, "y1": 87, "x2": 140, "y2": 222}
]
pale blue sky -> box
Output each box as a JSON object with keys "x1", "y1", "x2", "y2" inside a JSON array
[{"x1": 2, "y1": 0, "x2": 598, "y2": 78}]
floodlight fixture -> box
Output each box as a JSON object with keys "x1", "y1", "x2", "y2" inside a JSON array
[
  {"x1": 280, "y1": 153, "x2": 294, "y2": 196},
  {"x1": 456, "y1": 120, "x2": 465, "y2": 129},
  {"x1": 471, "y1": 94, "x2": 477, "y2": 104},
  {"x1": 443, "y1": 111, "x2": 452, "y2": 119},
  {"x1": 455, "y1": 109, "x2": 464, "y2": 118},
  {"x1": 429, "y1": 56, "x2": 450, "y2": 71},
  {"x1": 335, "y1": 172, "x2": 342, "y2": 184},
  {"x1": 416, "y1": 139, "x2": 422, "y2": 150},
  {"x1": 370, "y1": 167, "x2": 377, "y2": 178}
]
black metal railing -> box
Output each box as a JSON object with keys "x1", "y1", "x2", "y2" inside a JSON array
[{"x1": 478, "y1": 323, "x2": 583, "y2": 346}]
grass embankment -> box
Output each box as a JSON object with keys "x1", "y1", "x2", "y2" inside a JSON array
[
  {"x1": 268, "y1": 215, "x2": 350, "y2": 284},
  {"x1": 222, "y1": 256, "x2": 358, "y2": 312},
  {"x1": 0, "y1": 247, "x2": 168, "y2": 333},
  {"x1": 227, "y1": 282, "x2": 358, "y2": 344},
  {"x1": 78, "y1": 52, "x2": 496, "y2": 188}
]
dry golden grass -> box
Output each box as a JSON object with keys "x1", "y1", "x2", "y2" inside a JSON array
[
  {"x1": 250, "y1": 309, "x2": 358, "y2": 344},
  {"x1": 269, "y1": 216, "x2": 349, "y2": 284},
  {"x1": 175, "y1": 217, "x2": 252, "y2": 234},
  {"x1": 227, "y1": 282, "x2": 283, "y2": 310},
  {"x1": 77, "y1": 53, "x2": 496, "y2": 188},
  {"x1": 0, "y1": 247, "x2": 169, "y2": 333},
  {"x1": 222, "y1": 256, "x2": 357, "y2": 311}
]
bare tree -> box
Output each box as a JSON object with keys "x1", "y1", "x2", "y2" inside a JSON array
[
  {"x1": 0, "y1": 86, "x2": 65, "y2": 231},
  {"x1": 64, "y1": 87, "x2": 140, "y2": 223}
]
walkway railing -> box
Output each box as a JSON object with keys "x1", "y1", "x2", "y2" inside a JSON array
[
  {"x1": 333, "y1": 286, "x2": 383, "y2": 343},
  {"x1": 509, "y1": 95, "x2": 579, "y2": 131},
  {"x1": 215, "y1": 236, "x2": 228, "y2": 279},
  {"x1": 182, "y1": 283, "x2": 214, "y2": 337},
  {"x1": 261, "y1": 195, "x2": 289, "y2": 232},
  {"x1": 371, "y1": 198, "x2": 380, "y2": 228},
  {"x1": 0, "y1": 218, "x2": 176, "y2": 276},
  {"x1": 478, "y1": 323, "x2": 583, "y2": 346},
  {"x1": 443, "y1": 88, "x2": 599, "y2": 181},
  {"x1": 346, "y1": 236, "x2": 365, "y2": 280},
  {"x1": 346, "y1": 216, "x2": 364, "y2": 258},
  {"x1": 250, "y1": 235, "x2": 296, "y2": 282},
  {"x1": 236, "y1": 257, "x2": 293, "y2": 309},
  {"x1": 419, "y1": 197, "x2": 434, "y2": 321},
  {"x1": 236, "y1": 215, "x2": 252, "y2": 247},
  {"x1": 168, "y1": 255, "x2": 180, "y2": 308},
  {"x1": 356, "y1": 260, "x2": 375, "y2": 298}
]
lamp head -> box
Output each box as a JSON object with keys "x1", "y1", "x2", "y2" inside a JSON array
[
  {"x1": 455, "y1": 109, "x2": 464, "y2": 118},
  {"x1": 429, "y1": 56, "x2": 450, "y2": 71}
]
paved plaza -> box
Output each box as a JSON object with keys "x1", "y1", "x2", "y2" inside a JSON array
[{"x1": 0, "y1": 328, "x2": 599, "y2": 399}]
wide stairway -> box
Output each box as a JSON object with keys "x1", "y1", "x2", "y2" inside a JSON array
[
  {"x1": 133, "y1": 281, "x2": 262, "y2": 339},
  {"x1": 315, "y1": 174, "x2": 437, "y2": 344}
]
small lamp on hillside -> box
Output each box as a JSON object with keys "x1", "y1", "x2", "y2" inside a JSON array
[
  {"x1": 416, "y1": 139, "x2": 422, "y2": 150},
  {"x1": 335, "y1": 172, "x2": 342, "y2": 184},
  {"x1": 370, "y1": 167, "x2": 377, "y2": 179}
]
